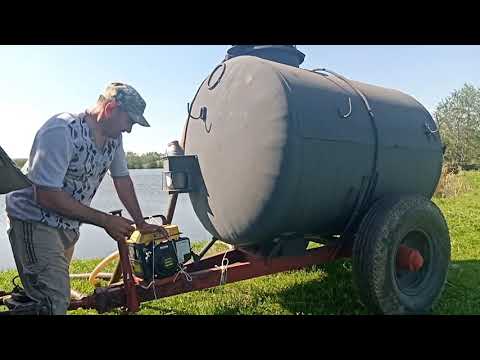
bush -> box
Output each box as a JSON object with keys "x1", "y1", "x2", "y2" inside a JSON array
[{"x1": 434, "y1": 163, "x2": 471, "y2": 198}]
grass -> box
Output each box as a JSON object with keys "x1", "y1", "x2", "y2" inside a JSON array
[
  {"x1": 430, "y1": 171, "x2": 480, "y2": 314},
  {"x1": 1, "y1": 172, "x2": 479, "y2": 315}
]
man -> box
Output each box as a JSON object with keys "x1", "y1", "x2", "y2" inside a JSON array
[{"x1": 5, "y1": 82, "x2": 166, "y2": 315}]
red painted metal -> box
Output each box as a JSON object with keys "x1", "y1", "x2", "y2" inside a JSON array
[
  {"x1": 16, "y1": 242, "x2": 429, "y2": 314},
  {"x1": 397, "y1": 244, "x2": 424, "y2": 272},
  {"x1": 117, "y1": 238, "x2": 140, "y2": 312},
  {"x1": 69, "y1": 244, "x2": 350, "y2": 313}
]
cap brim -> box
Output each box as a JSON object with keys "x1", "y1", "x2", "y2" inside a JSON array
[{"x1": 129, "y1": 113, "x2": 150, "y2": 127}]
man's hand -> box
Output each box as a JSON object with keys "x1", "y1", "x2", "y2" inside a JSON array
[
  {"x1": 103, "y1": 214, "x2": 135, "y2": 242},
  {"x1": 136, "y1": 221, "x2": 169, "y2": 238}
]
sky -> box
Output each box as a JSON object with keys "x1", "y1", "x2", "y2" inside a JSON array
[{"x1": 1, "y1": 45, "x2": 479, "y2": 159}]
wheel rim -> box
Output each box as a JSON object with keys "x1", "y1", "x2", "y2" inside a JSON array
[{"x1": 394, "y1": 230, "x2": 433, "y2": 296}]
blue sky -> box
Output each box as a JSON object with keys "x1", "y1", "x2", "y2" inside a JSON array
[{"x1": 1, "y1": 45, "x2": 479, "y2": 158}]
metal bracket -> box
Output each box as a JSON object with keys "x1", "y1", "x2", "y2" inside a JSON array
[
  {"x1": 268, "y1": 233, "x2": 308, "y2": 258},
  {"x1": 200, "y1": 107, "x2": 211, "y2": 133},
  {"x1": 162, "y1": 155, "x2": 201, "y2": 194},
  {"x1": 339, "y1": 97, "x2": 352, "y2": 118},
  {"x1": 424, "y1": 120, "x2": 439, "y2": 135},
  {"x1": 187, "y1": 104, "x2": 210, "y2": 132},
  {"x1": 207, "y1": 63, "x2": 226, "y2": 90}
]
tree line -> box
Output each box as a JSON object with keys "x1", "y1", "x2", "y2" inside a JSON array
[
  {"x1": 125, "y1": 152, "x2": 165, "y2": 169},
  {"x1": 434, "y1": 83, "x2": 480, "y2": 170},
  {"x1": 14, "y1": 152, "x2": 165, "y2": 170}
]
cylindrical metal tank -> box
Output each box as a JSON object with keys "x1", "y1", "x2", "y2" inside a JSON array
[{"x1": 184, "y1": 55, "x2": 443, "y2": 246}]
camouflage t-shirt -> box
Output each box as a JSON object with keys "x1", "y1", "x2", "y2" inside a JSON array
[{"x1": 6, "y1": 112, "x2": 129, "y2": 232}]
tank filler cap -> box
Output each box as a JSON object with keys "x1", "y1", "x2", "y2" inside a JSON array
[{"x1": 224, "y1": 45, "x2": 306, "y2": 67}]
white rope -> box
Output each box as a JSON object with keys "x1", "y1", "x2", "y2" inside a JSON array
[
  {"x1": 150, "y1": 237, "x2": 158, "y2": 299},
  {"x1": 173, "y1": 264, "x2": 193, "y2": 283},
  {"x1": 147, "y1": 215, "x2": 163, "y2": 299},
  {"x1": 215, "y1": 251, "x2": 229, "y2": 286},
  {"x1": 144, "y1": 280, "x2": 158, "y2": 300}
]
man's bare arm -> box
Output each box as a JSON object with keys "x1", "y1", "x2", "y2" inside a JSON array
[
  {"x1": 113, "y1": 176, "x2": 167, "y2": 236},
  {"x1": 36, "y1": 188, "x2": 134, "y2": 240},
  {"x1": 112, "y1": 176, "x2": 144, "y2": 225}
]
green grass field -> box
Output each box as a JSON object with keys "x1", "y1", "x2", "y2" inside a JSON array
[{"x1": 1, "y1": 172, "x2": 479, "y2": 315}]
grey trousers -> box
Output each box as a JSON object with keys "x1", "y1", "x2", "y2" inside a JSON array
[{"x1": 7, "y1": 217, "x2": 79, "y2": 315}]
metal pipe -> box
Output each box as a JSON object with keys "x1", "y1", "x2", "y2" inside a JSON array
[
  {"x1": 194, "y1": 237, "x2": 218, "y2": 262},
  {"x1": 117, "y1": 237, "x2": 139, "y2": 313},
  {"x1": 165, "y1": 194, "x2": 178, "y2": 225}
]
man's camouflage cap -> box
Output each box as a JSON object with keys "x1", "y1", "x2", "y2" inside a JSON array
[{"x1": 100, "y1": 82, "x2": 150, "y2": 127}]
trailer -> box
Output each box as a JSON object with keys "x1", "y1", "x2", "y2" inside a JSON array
[
  {"x1": 65, "y1": 224, "x2": 424, "y2": 314},
  {"x1": 1, "y1": 45, "x2": 450, "y2": 315}
]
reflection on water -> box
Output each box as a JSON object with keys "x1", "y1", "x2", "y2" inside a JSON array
[{"x1": 0, "y1": 169, "x2": 211, "y2": 270}]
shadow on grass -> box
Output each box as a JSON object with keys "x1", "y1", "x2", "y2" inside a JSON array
[
  {"x1": 270, "y1": 260, "x2": 369, "y2": 315},
  {"x1": 273, "y1": 259, "x2": 479, "y2": 316},
  {"x1": 188, "y1": 258, "x2": 479, "y2": 316},
  {"x1": 160, "y1": 259, "x2": 368, "y2": 316}
]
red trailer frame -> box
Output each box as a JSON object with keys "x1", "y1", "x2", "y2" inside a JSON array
[
  {"x1": 68, "y1": 241, "x2": 349, "y2": 313},
  {"x1": 0, "y1": 228, "x2": 422, "y2": 315},
  {"x1": 67, "y1": 239, "x2": 422, "y2": 314}
]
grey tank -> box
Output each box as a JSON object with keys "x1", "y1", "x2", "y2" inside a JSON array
[{"x1": 184, "y1": 55, "x2": 443, "y2": 246}]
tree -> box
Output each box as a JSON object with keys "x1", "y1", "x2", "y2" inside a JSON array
[
  {"x1": 434, "y1": 83, "x2": 480, "y2": 168},
  {"x1": 125, "y1": 151, "x2": 165, "y2": 169}
]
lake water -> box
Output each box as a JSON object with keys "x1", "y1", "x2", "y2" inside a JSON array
[{"x1": 0, "y1": 169, "x2": 212, "y2": 270}]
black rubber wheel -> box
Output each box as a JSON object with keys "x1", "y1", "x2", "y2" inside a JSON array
[{"x1": 352, "y1": 194, "x2": 451, "y2": 314}]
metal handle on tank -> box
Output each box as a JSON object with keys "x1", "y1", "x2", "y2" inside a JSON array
[
  {"x1": 207, "y1": 63, "x2": 226, "y2": 90},
  {"x1": 310, "y1": 67, "x2": 380, "y2": 248},
  {"x1": 186, "y1": 103, "x2": 210, "y2": 133},
  {"x1": 340, "y1": 97, "x2": 352, "y2": 118},
  {"x1": 311, "y1": 68, "x2": 353, "y2": 119},
  {"x1": 311, "y1": 68, "x2": 374, "y2": 114},
  {"x1": 425, "y1": 120, "x2": 440, "y2": 135}
]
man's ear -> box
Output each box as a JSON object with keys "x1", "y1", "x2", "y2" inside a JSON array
[{"x1": 104, "y1": 100, "x2": 118, "y2": 118}]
